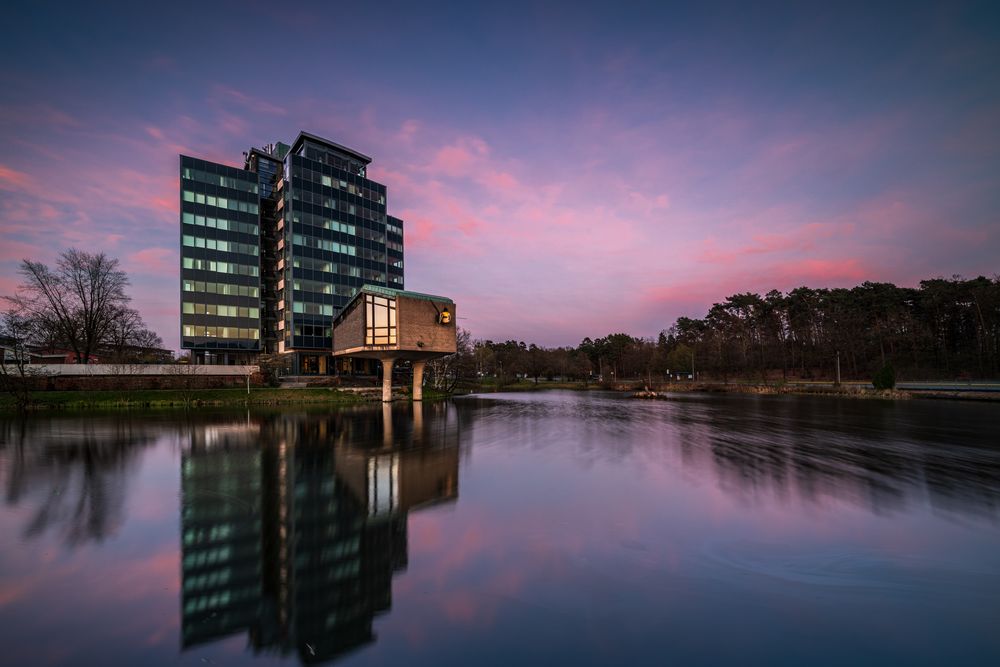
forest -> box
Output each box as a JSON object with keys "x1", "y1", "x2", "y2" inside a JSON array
[{"x1": 447, "y1": 276, "x2": 1000, "y2": 385}]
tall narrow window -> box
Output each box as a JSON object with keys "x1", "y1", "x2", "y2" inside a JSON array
[{"x1": 365, "y1": 294, "x2": 397, "y2": 345}]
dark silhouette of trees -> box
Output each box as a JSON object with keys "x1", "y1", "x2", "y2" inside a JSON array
[
  {"x1": 657, "y1": 276, "x2": 1000, "y2": 381},
  {"x1": 3, "y1": 249, "x2": 162, "y2": 363},
  {"x1": 467, "y1": 275, "x2": 1000, "y2": 383},
  {"x1": 0, "y1": 310, "x2": 49, "y2": 410}
]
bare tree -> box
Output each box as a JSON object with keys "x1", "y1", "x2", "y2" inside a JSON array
[
  {"x1": 427, "y1": 328, "x2": 475, "y2": 393},
  {"x1": 0, "y1": 309, "x2": 48, "y2": 410},
  {"x1": 103, "y1": 304, "x2": 164, "y2": 362},
  {"x1": 6, "y1": 249, "x2": 131, "y2": 364}
]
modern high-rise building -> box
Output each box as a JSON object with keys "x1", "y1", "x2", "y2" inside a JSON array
[{"x1": 180, "y1": 131, "x2": 404, "y2": 373}]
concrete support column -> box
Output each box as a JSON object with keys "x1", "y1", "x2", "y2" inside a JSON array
[
  {"x1": 412, "y1": 361, "x2": 426, "y2": 401},
  {"x1": 381, "y1": 358, "x2": 396, "y2": 402}
]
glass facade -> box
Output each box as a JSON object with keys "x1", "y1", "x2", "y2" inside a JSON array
[
  {"x1": 180, "y1": 155, "x2": 262, "y2": 362},
  {"x1": 279, "y1": 138, "x2": 397, "y2": 362},
  {"x1": 180, "y1": 133, "x2": 404, "y2": 370}
]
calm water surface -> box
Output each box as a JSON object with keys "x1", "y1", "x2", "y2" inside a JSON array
[{"x1": 1, "y1": 391, "x2": 999, "y2": 666}]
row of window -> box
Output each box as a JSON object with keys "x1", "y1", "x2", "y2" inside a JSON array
[
  {"x1": 183, "y1": 545, "x2": 232, "y2": 568},
  {"x1": 183, "y1": 586, "x2": 258, "y2": 615},
  {"x1": 291, "y1": 301, "x2": 335, "y2": 316},
  {"x1": 357, "y1": 247, "x2": 386, "y2": 264},
  {"x1": 358, "y1": 225, "x2": 387, "y2": 244},
  {"x1": 291, "y1": 211, "x2": 357, "y2": 236},
  {"x1": 291, "y1": 234, "x2": 356, "y2": 256},
  {"x1": 292, "y1": 278, "x2": 336, "y2": 295},
  {"x1": 298, "y1": 166, "x2": 386, "y2": 204},
  {"x1": 182, "y1": 280, "x2": 259, "y2": 298},
  {"x1": 182, "y1": 212, "x2": 258, "y2": 236},
  {"x1": 183, "y1": 523, "x2": 236, "y2": 546},
  {"x1": 298, "y1": 143, "x2": 367, "y2": 177},
  {"x1": 182, "y1": 167, "x2": 259, "y2": 194},
  {"x1": 319, "y1": 536, "x2": 361, "y2": 562},
  {"x1": 290, "y1": 282, "x2": 356, "y2": 298},
  {"x1": 292, "y1": 256, "x2": 333, "y2": 273},
  {"x1": 183, "y1": 190, "x2": 260, "y2": 215},
  {"x1": 182, "y1": 303, "x2": 260, "y2": 319},
  {"x1": 183, "y1": 257, "x2": 259, "y2": 277},
  {"x1": 291, "y1": 257, "x2": 362, "y2": 277},
  {"x1": 387, "y1": 240, "x2": 403, "y2": 252},
  {"x1": 184, "y1": 568, "x2": 232, "y2": 593},
  {"x1": 290, "y1": 210, "x2": 389, "y2": 243},
  {"x1": 183, "y1": 325, "x2": 261, "y2": 339},
  {"x1": 182, "y1": 235, "x2": 258, "y2": 256},
  {"x1": 294, "y1": 324, "x2": 333, "y2": 337},
  {"x1": 291, "y1": 189, "x2": 386, "y2": 223},
  {"x1": 387, "y1": 222, "x2": 403, "y2": 236}
]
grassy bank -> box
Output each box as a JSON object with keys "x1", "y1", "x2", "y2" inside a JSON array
[
  {"x1": 474, "y1": 379, "x2": 1000, "y2": 401},
  {"x1": 0, "y1": 387, "x2": 369, "y2": 412},
  {"x1": 637, "y1": 383, "x2": 912, "y2": 400},
  {"x1": 646, "y1": 381, "x2": 999, "y2": 401}
]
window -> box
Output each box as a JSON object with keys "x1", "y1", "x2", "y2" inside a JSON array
[{"x1": 365, "y1": 294, "x2": 396, "y2": 345}]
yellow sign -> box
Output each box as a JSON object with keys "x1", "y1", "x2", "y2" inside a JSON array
[{"x1": 439, "y1": 309, "x2": 452, "y2": 324}]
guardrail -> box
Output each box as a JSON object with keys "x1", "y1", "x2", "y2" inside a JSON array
[{"x1": 27, "y1": 364, "x2": 259, "y2": 376}]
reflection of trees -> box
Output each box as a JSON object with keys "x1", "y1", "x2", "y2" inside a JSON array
[
  {"x1": 0, "y1": 417, "x2": 156, "y2": 546},
  {"x1": 668, "y1": 396, "x2": 1000, "y2": 519}
]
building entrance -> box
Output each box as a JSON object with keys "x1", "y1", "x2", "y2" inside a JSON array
[{"x1": 298, "y1": 354, "x2": 330, "y2": 375}]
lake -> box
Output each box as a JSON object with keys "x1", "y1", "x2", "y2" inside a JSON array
[{"x1": 1, "y1": 391, "x2": 998, "y2": 666}]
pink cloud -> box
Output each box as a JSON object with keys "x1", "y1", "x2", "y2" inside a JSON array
[
  {"x1": 0, "y1": 104, "x2": 80, "y2": 131},
  {"x1": 638, "y1": 257, "x2": 873, "y2": 313},
  {"x1": 0, "y1": 239, "x2": 43, "y2": 263},
  {"x1": 126, "y1": 247, "x2": 176, "y2": 276},
  {"x1": 478, "y1": 170, "x2": 519, "y2": 192},
  {"x1": 0, "y1": 164, "x2": 34, "y2": 190},
  {"x1": 212, "y1": 84, "x2": 288, "y2": 116},
  {"x1": 696, "y1": 222, "x2": 844, "y2": 262}
]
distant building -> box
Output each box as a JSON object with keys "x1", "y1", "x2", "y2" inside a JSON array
[{"x1": 180, "y1": 132, "x2": 404, "y2": 373}]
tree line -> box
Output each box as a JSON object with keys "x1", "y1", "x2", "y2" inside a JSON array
[{"x1": 431, "y1": 276, "x2": 1000, "y2": 386}]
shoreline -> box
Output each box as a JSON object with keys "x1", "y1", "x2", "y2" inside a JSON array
[
  {"x1": 635, "y1": 383, "x2": 1000, "y2": 402},
  {"x1": 483, "y1": 380, "x2": 1000, "y2": 402},
  {"x1": 0, "y1": 387, "x2": 405, "y2": 413},
  {"x1": 2, "y1": 381, "x2": 997, "y2": 413}
]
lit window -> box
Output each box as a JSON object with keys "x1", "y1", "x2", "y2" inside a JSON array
[{"x1": 365, "y1": 294, "x2": 397, "y2": 345}]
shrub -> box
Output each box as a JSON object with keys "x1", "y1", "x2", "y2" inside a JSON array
[{"x1": 872, "y1": 363, "x2": 896, "y2": 390}]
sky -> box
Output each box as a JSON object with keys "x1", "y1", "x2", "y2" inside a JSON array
[{"x1": 1, "y1": 1, "x2": 998, "y2": 350}]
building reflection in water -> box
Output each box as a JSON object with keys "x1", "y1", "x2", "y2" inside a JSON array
[{"x1": 179, "y1": 403, "x2": 460, "y2": 664}]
